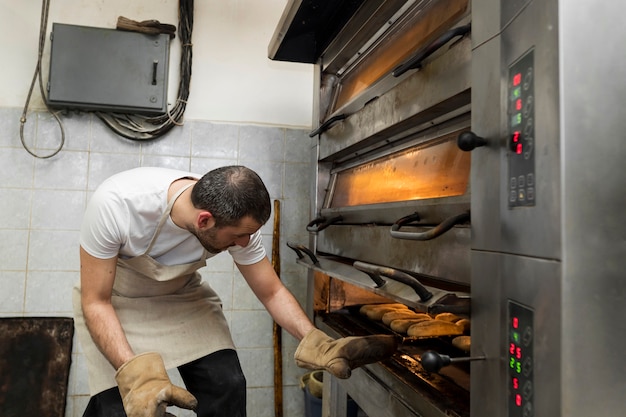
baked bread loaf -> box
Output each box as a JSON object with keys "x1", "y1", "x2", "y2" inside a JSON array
[
  {"x1": 434, "y1": 312, "x2": 463, "y2": 323},
  {"x1": 452, "y1": 335, "x2": 471, "y2": 352},
  {"x1": 381, "y1": 310, "x2": 428, "y2": 326},
  {"x1": 455, "y1": 318, "x2": 471, "y2": 334},
  {"x1": 360, "y1": 303, "x2": 409, "y2": 321},
  {"x1": 389, "y1": 316, "x2": 432, "y2": 333},
  {"x1": 407, "y1": 320, "x2": 464, "y2": 337}
]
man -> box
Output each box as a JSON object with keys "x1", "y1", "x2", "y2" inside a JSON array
[{"x1": 73, "y1": 166, "x2": 396, "y2": 417}]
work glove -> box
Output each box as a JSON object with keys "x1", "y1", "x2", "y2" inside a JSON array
[
  {"x1": 294, "y1": 328, "x2": 397, "y2": 379},
  {"x1": 115, "y1": 352, "x2": 198, "y2": 417}
]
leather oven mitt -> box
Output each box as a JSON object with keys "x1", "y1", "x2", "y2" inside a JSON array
[
  {"x1": 294, "y1": 328, "x2": 398, "y2": 379},
  {"x1": 115, "y1": 352, "x2": 198, "y2": 417}
]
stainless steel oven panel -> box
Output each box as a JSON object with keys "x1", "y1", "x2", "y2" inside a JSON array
[
  {"x1": 468, "y1": 36, "x2": 504, "y2": 253},
  {"x1": 499, "y1": 0, "x2": 560, "y2": 260},
  {"x1": 319, "y1": 34, "x2": 471, "y2": 162},
  {"x1": 471, "y1": 251, "x2": 561, "y2": 417},
  {"x1": 472, "y1": 0, "x2": 561, "y2": 259},
  {"x1": 472, "y1": 0, "x2": 626, "y2": 415},
  {"x1": 559, "y1": 1, "x2": 626, "y2": 415},
  {"x1": 315, "y1": 223, "x2": 470, "y2": 285}
]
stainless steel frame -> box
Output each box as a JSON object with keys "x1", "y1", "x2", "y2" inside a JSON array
[{"x1": 471, "y1": 0, "x2": 626, "y2": 415}]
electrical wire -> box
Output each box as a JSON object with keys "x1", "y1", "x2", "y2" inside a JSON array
[
  {"x1": 96, "y1": 0, "x2": 194, "y2": 141},
  {"x1": 20, "y1": 0, "x2": 66, "y2": 159}
]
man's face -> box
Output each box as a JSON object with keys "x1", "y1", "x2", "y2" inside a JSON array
[{"x1": 194, "y1": 215, "x2": 262, "y2": 254}]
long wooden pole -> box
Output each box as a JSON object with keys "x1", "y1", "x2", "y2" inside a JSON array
[{"x1": 271, "y1": 199, "x2": 283, "y2": 417}]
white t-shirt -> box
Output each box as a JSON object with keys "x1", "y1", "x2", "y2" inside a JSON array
[{"x1": 80, "y1": 167, "x2": 266, "y2": 266}]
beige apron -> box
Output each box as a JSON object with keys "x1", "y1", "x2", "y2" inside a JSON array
[{"x1": 73, "y1": 183, "x2": 235, "y2": 395}]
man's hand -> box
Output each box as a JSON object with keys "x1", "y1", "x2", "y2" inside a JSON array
[
  {"x1": 115, "y1": 352, "x2": 198, "y2": 417},
  {"x1": 294, "y1": 328, "x2": 398, "y2": 379}
]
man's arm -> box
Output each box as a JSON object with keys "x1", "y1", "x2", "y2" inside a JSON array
[
  {"x1": 236, "y1": 256, "x2": 314, "y2": 341},
  {"x1": 237, "y1": 256, "x2": 398, "y2": 379},
  {"x1": 79, "y1": 246, "x2": 135, "y2": 369}
]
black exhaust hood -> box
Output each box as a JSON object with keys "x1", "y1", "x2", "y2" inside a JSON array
[
  {"x1": 268, "y1": 0, "x2": 409, "y2": 65},
  {"x1": 268, "y1": 0, "x2": 365, "y2": 63}
]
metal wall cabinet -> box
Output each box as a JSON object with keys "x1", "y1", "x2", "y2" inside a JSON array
[{"x1": 47, "y1": 23, "x2": 170, "y2": 115}]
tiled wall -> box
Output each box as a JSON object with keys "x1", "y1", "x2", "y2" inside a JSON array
[{"x1": 0, "y1": 106, "x2": 313, "y2": 417}]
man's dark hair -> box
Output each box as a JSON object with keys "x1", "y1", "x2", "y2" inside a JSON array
[{"x1": 191, "y1": 166, "x2": 271, "y2": 227}]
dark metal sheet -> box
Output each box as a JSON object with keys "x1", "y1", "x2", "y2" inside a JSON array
[{"x1": 0, "y1": 317, "x2": 74, "y2": 417}]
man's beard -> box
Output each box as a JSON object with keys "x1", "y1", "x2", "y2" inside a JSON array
[{"x1": 193, "y1": 227, "x2": 227, "y2": 254}]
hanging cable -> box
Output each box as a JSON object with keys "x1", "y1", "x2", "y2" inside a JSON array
[
  {"x1": 20, "y1": 0, "x2": 66, "y2": 159},
  {"x1": 96, "y1": 0, "x2": 194, "y2": 141}
]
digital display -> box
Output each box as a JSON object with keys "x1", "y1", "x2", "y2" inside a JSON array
[
  {"x1": 508, "y1": 49, "x2": 535, "y2": 208},
  {"x1": 508, "y1": 301, "x2": 534, "y2": 417}
]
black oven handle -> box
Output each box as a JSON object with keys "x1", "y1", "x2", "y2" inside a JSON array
[
  {"x1": 306, "y1": 215, "x2": 343, "y2": 233},
  {"x1": 308, "y1": 114, "x2": 347, "y2": 137},
  {"x1": 392, "y1": 23, "x2": 471, "y2": 78},
  {"x1": 353, "y1": 261, "x2": 433, "y2": 302},
  {"x1": 286, "y1": 241, "x2": 319, "y2": 265},
  {"x1": 390, "y1": 211, "x2": 470, "y2": 241}
]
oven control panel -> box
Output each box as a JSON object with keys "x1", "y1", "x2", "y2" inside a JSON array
[
  {"x1": 507, "y1": 49, "x2": 536, "y2": 208},
  {"x1": 508, "y1": 300, "x2": 534, "y2": 417}
]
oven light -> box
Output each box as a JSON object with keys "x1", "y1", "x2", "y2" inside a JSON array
[
  {"x1": 511, "y1": 86, "x2": 521, "y2": 100},
  {"x1": 510, "y1": 358, "x2": 522, "y2": 373}
]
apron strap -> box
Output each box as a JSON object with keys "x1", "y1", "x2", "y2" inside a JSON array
[{"x1": 145, "y1": 182, "x2": 196, "y2": 253}]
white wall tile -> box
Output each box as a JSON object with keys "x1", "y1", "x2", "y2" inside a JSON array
[
  {"x1": 191, "y1": 122, "x2": 239, "y2": 159},
  {"x1": 34, "y1": 151, "x2": 89, "y2": 190},
  {"x1": 0, "y1": 188, "x2": 32, "y2": 229},
  {"x1": 239, "y1": 125, "x2": 285, "y2": 162},
  {"x1": 140, "y1": 124, "x2": 192, "y2": 157},
  {"x1": 87, "y1": 152, "x2": 141, "y2": 190},
  {"x1": 0, "y1": 147, "x2": 35, "y2": 188},
  {"x1": 30, "y1": 190, "x2": 86, "y2": 230},
  {"x1": 285, "y1": 128, "x2": 312, "y2": 163},
  {"x1": 190, "y1": 157, "x2": 239, "y2": 175},
  {"x1": 140, "y1": 154, "x2": 191, "y2": 171},
  {"x1": 239, "y1": 347, "x2": 274, "y2": 388},
  {"x1": 0, "y1": 270, "x2": 26, "y2": 313},
  {"x1": 198, "y1": 269, "x2": 235, "y2": 311},
  {"x1": 25, "y1": 271, "x2": 78, "y2": 313},
  {"x1": 89, "y1": 118, "x2": 142, "y2": 153},
  {"x1": 0, "y1": 229, "x2": 29, "y2": 270},
  {"x1": 27, "y1": 230, "x2": 80, "y2": 271},
  {"x1": 231, "y1": 309, "x2": 273, "y2": 348},
  {"x1": 0, "y1": 107, "x2": 22, "y2": 148}
]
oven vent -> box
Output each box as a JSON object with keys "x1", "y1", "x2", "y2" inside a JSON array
[{"x1": 268, "y1": 0, "x2": 367, "y2": 63}]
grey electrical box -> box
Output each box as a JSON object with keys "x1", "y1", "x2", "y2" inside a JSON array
[{"x1": 47, "y1": 23, "x2": 170, "y2": 115}]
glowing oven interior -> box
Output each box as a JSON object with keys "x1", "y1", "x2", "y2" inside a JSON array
[{"x1": 329, "y1": 131, "x2": 471, "y2": 208}]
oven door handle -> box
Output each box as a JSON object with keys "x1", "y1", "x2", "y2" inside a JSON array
[
  {"x1": 353, "y1": 261, "x2": 434, "y2": 302},
  {"x1": 392, "y1": 23, "x2": 471, "y2": 77},
  {"x1": 286, "y1": 241, "x2": 319, "y2": 265},
  {"x1": 308, "y1": 114, "x2": 347, "y2": 137},
  {"x1": 390, "y1": 211, "x2": 470, "y2": 240},
  {"x1": 306, "y1": 215, "x2": 343, "y2": 233}
]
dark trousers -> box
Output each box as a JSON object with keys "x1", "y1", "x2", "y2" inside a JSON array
[{"x1": 82, "y1": 349, "x2": 247, "y2": 417}]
